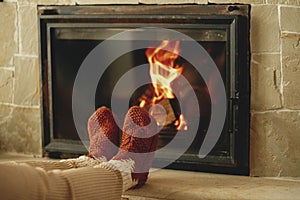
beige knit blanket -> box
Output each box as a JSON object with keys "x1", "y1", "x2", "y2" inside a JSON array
[{"x1": 0, "y1": 157, "x2": 123, "y2": 200}]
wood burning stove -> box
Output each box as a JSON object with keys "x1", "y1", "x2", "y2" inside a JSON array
[{"x1": 39, "y1": 5, "x2": 250, "y2": 175}]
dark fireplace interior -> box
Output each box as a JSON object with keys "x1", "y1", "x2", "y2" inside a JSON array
[{"x1": 39, "y1": 5, "x2": 250, "y2": 175}]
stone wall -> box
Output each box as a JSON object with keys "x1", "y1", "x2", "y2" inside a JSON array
[
  {"x1": 0, "y1": 2, "x2": 41, "y2": 155},
  {"x1": 249, "y1": 3, "x2": 300, "y2": 177},
  {"x1": 0, "y1": 0, "x2": 299, "y2": 176}
]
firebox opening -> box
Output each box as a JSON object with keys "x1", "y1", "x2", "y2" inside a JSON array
[
  {"x1": 40, "y1": 5, "x2": 250, "y2": 175},
  {"x1": 52, "y1": 35, "x2": 232, "y2": 169}
]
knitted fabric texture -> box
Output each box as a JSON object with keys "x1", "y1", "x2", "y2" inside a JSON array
[
  {"x1": 0, "y1": 161, "x2": 122, "y2": 200},
  {"x1": 88, "y1": 106, "x2": 120, "y2": 160},
  {"x1": 96, "y1": 159, "x2": 137, "y2": 192},
  {"x1": 112, "y1": 106, "x2": 159, "y2": 188},
  {"x1": 19, "y1": 156, "x2": 104, "y2": 171},
  {"x1": 60, "y1": 155, "x2": 105, "y2": 168}
]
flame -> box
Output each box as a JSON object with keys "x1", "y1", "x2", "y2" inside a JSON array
[
  {"x1": 174, "y1": 114, "x2": 188, "y2": 131},
  {"x1": 141, "y1": 40, "x2": 188, "y2": 130},
  {"x1": 139, "y1": 99, "x2": 146, "y2": 108},
  {"x1": 146, "y1": 40, "x2": 183, "y2": 101}
]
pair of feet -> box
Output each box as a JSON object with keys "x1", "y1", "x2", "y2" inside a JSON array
[{"x1": 87, "y1": 106, "x2": 159, "y2": 188}]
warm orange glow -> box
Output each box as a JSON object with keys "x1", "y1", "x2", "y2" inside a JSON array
[
  {"x1": 174, "y1": 114, "x2": 188, "y2": 131},
  {"x1": 139, "y1": 99, "x2": 146, "y2": 108},
  {"x1": 146, "y1": 40, "x2": 183, "y2": 100},
  {"x1": 142, "y1": 40, "x2": 188, "y2": 130},
  {"x1": 206, "y1": 76, "x2": 217, "y2": 105}
]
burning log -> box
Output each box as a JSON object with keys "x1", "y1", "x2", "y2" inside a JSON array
[{"x1": 138, "y1": 40, "x2": 188, "y2": 130}]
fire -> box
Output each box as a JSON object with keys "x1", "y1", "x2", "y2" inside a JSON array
[
  {"x1": 141, "y1": 40, "x2": 188, "y2": 130},
  {"x1": 174, "y1": 114, "x2": 188, "y2": 131},
  {"x1": 146, "y1": 40, "x2": 183, "y2": 101}
]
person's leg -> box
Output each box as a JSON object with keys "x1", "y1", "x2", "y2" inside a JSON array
[
  {"x1": 0, "y1": 106, "x2": 158, "y2": 200},
  {"x1": 18, "y1": 155, "x2": 103, "y2": 171},
  {"x1": 97, "y1": 158, "x2": 138, "y2": 192},
  {"x1": 87, "y1": 106, "x2": 120, "y2": 160},
  {"x1": 0, "y1": 106, "x2": 124, "y2": 199},
  {"x1": 106, "y1": 106, "x2": 159, "y2": 189},
  {"x1": 0, "y1": 161, "x2": 122, "y2": 200}
]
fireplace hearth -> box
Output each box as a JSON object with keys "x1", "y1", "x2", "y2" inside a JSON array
[{"x1": 39, "y1": 5, "x2": 250, "y2": 175}]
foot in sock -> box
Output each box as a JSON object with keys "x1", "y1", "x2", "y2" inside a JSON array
[
  {"x1": 111, "y1": 106, "x2": 159, "y2": 188},
  {"x1": 87, "y1": 106, "x2": 120, "y2": 161}
]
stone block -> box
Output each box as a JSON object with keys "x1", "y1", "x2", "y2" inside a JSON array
[
  {"x1": 208, "y1": 0, "x2": 265, "y2": 3},
  {"x1": 56, "y1": 0, "x2": 76, "y2": 5},
  {"x1": 0, "y1": 105, "x2": 42, "y2": 155},
  {"x1": 13, "y1": 56, "x2": 40, "y2": 106},
  {"x1": 17, "y1": 0, "x2": 57, "y2": 4},
  {"x1": 139, "y1": 0, "x2": 195, "y2": 4},
  {"x1": 0, "y1": 3, "x2": 17, "y2": 67},
  {"x1": 194, "y1": 0, "x2": 208, "y2": 3},
  {"x1": 18, "y1": 4, "x2": 39, "y2": 56},
  {"x1": 0, "y1": 69, "x2": 14, "y2": 103},
  {"x1": 280, "y1": 6, "x2": 300, "y2": 33},
  {"x1": 267, "y1": 0, "x2": 288, "y2": 4},
  {"x1": 251, "y1": 54, "x2": 282, "y2": 110},
  {"x1": 291, "y1": 0, "x2": 300, "y2": 4},
  {"x1": 250, "y1": 5, "x2": 280, "y2": 52},
  {"x1": 76, "y1": 0, "x2": 138, "y2": 4},
  {"x1": 282, "y1": 34, "x2": 300, "y2": 109},
  {"x1": 251, "y1": 111, "x2": 300, "y2": 177}
]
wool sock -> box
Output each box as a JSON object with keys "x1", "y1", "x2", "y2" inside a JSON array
[
  {"x1": 87, "y1": 106, "x2": 120, "y2": 160},
  {"x1": 111, "y1": 106, "x2": 159, "y2": 188}
]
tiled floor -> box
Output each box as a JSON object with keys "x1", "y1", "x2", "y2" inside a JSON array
[{"x1": 1, "y1": 153, "x2": 299, "y2": 200}]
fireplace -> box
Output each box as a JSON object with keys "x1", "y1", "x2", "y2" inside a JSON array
[{"x1": 39, "y1": 5, "x2": 250, "y2": 175}]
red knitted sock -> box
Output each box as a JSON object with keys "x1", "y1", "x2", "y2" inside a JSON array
[
  {"x1": 112, "y1": 106, "x2": 159, "y2": 188},
  {"x1": 87, "y1": 106, "x2": 120, "y2": 160}
]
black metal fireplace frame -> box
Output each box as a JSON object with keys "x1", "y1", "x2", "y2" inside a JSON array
[{"x1": 39, "y1": 5, "x2": 250, "y2": 175}]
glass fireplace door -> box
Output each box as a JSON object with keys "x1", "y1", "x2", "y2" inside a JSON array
[{"x1": 39, "y1": 5, "x2": 250, "y2": 175}]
